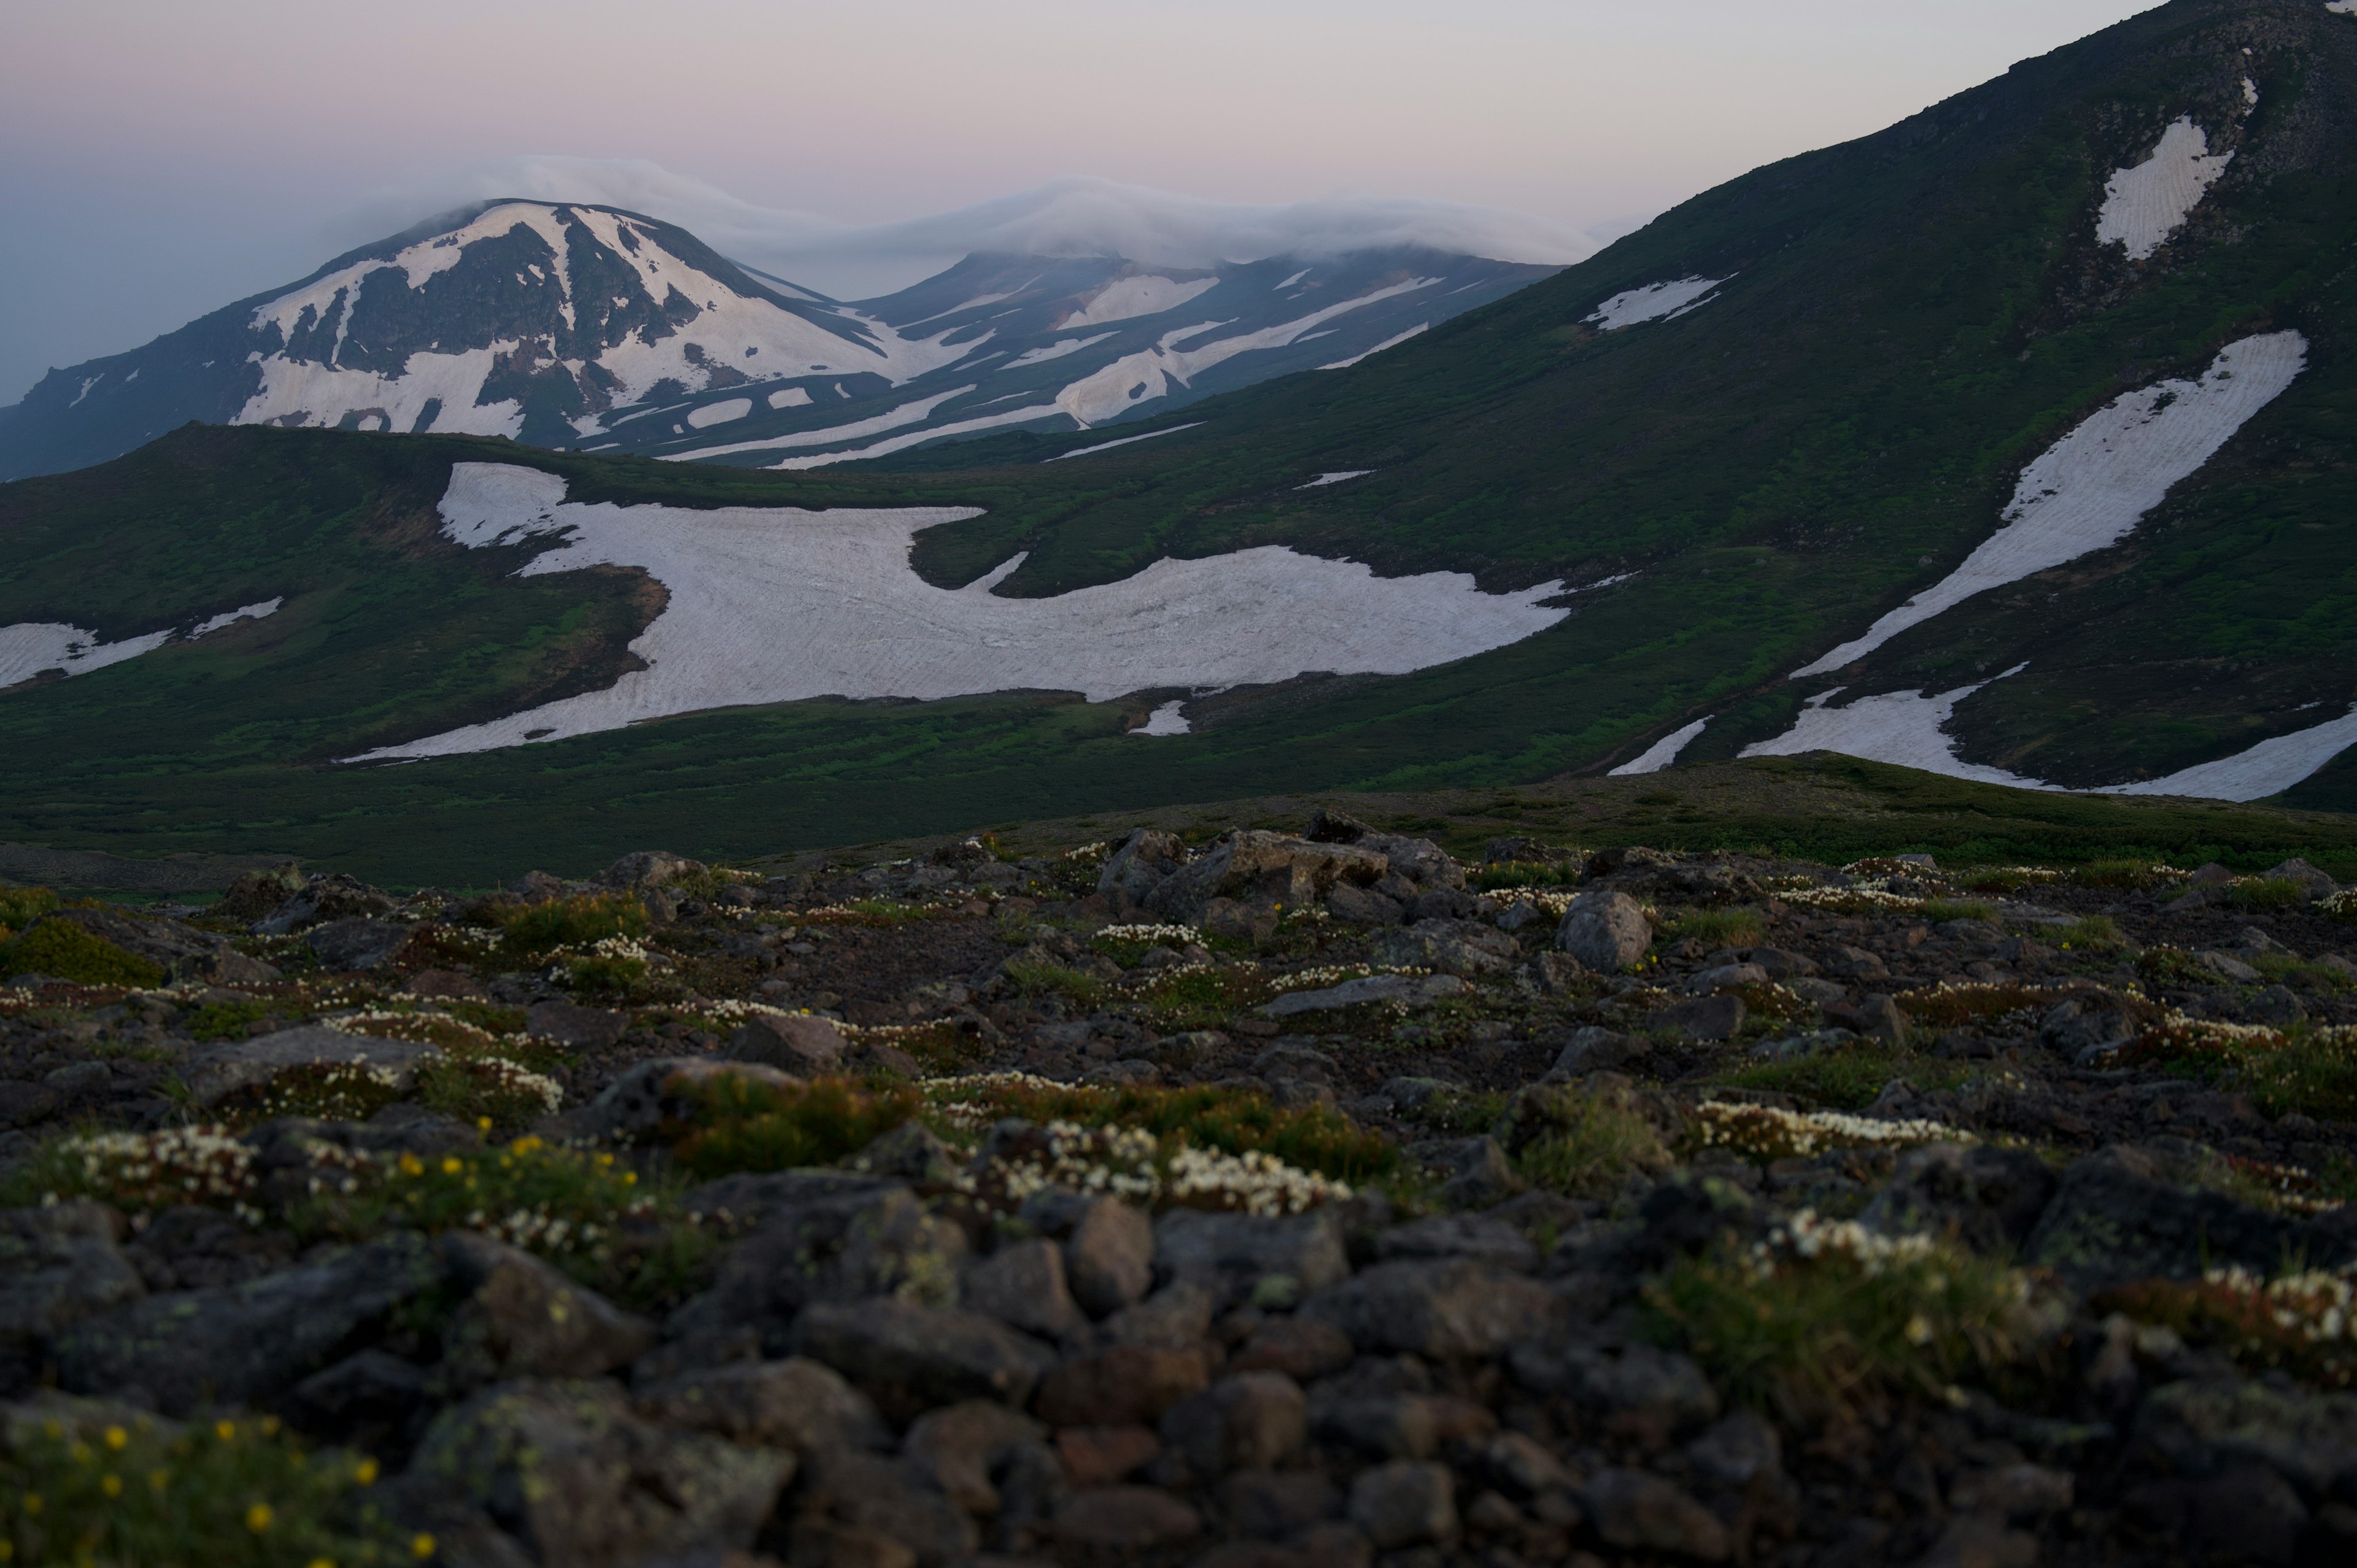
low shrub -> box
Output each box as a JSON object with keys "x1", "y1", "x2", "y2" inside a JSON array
[
  {"x1": 496, "y1": 892, "x2": 647, "y2": 956},
  {"x1": 1646, "y1": 1210, "x2": 2038, "y2": 1419},
  {"x1": 1891, "y1": 980, "x2": 2056, "y2": 1032},
  {"x1": 1506, "y1": 1084, "x2": 1671, "y2": 1197},
  {"x1": 0, "y1": 885, "x2": 60, "y2": 929},
  {"x1": 934, "y1": 1076, "x2": 1398, "y2": 1186},
  {"x1": 1129, "y1": 964, "x2": 1275, "y2": 1029},
  {"x1": 2095, "y1": 1267, "x2": 2357, "y2": 1389},
  {"x1": 1658, "y1": 907, "x2": 1764, "y2": 948},
  {"x1": 0, "y1": 921, "x2": 165, "y2": 988},
  {"x1": 1089, "y1": 923, "x2": 1201, "y2": 967},
  {"x1": 14, "y1": 1126, "x2": 259, "y2": 1218},
  {"x1": 2226, "y1": 877, "x2": 2308, "y2": 911},
  {"x1": 1002, "y1": 959, "x2": 1104, "y2": 1008},
  {"x1": 1690, "y1": 1100, "x2": 1973, "y2": 1162},
  {"x1": 1919, "y1": 898, "x2": 1999, "y2": 925},
  {"x1": 2051, "y1": 915, "x2": 2128, "y2": 952},
  {"x1": 1474, "y1": 862, "x2": 1582, "y2": 892},
  {"x1": 667, "y1": 1075, "x2": 926, "y2": 1178},
  {"x1": 1956, "y1": 867, "x2": 2063, "y2": 895},
  {"x1": 0, "y1": 1407, "x2": 419, "y2": 1566},
  {"x1": 1714, "y1": 1043, "x2": 1906, "y2": 1111},
  {"x1": 2073, "y1": 860, "x2": 2188, "y2": 890}
]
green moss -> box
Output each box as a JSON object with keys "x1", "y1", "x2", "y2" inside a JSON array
[
  {"x1": 1000, "y1": 959, "x2": 1105, "y2": 1008},
  {"x1": 1659, "y1": 907, "x2": 1764, "y2": 948},
  {"x1": 0, "y1": 920, "x2": 166, "y2": 987},
  {"x1": 1505, "y1": 1083, "x2": 1672, "y2": 1197},
  {"x1": 497, "y1": 892, "x2": 648, "y2": 956},
  {"x1": 667, "y1": 1075, "x2": 926, "y2": 1178}
]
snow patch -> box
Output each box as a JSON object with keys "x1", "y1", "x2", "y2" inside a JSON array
[
  {"x1": 70, "y1": 376, "x2": 102, "y2": 407},
  {"x1": 1275, "y1": 268, "x2": 1311, "y2": 290},
  {"x1": 0, "y1": 598, "x2": 286, "y2": 690},
  {"x1": 190, "y1": 598, "x2": 284, "y2": 638},
  {"x1": 1741, "y1": 680, "x2": 2357, "y2": 803},
  {"x1": 964, "y1": 552, "x2": 1028, "y2": 594},
  {"x1": 1045, "y1": 423, "x2": 1204, "y2": 462},
  {"x1": 1585, "y1": 277, "x2": 1728, "y2": 331},
  {"x1": 1134, "y1": 700, "x2": 1191, "y2": 736},
  {"x1": 1610, "y1": 717, "x2": 1710, "y2": 775},
  {"x1": 2243, "y1": 77, "x2": 2260, "y2": 109},
  {"x1": 686, "y1": 398, "x2": 753, "y2": 428},
  {"x1": 1296, "y1": 471, "x2": 1372, "y2": 489},
  {"x1": 660, "y1": 387, "x2": 974, "y2": 461},
  {"x1": 1056, "y1": 278, "x2": 1438, "y2": 426},
  {"x1": 2096, "y1": 117, "x2": 2233, "y2": 260},
  {"x1": 1004, "y1": 333, "x2": 1115, "y2": 369},
  {"x1": 2329, "y1": 2, "x2": 2356, "y2": 17},
  {"x1": 767, "y1": 404, "x2": 1066, "y2": 469},
  {"x1": 1319, "y1": 322, "x2": 1427, "y2": 370},
  {"x1": 767, "y1": 387, "x2": 813, "y2": 410},
  {"x1": 349, "y1": 463, "x2": 1573, "y2": 759},
  {"x1": 236, "y1": 344, "x2": 527, "y2": 437},
  {"x1": 1794, "y1": 331, "x2": 2306, "y2": 677}
]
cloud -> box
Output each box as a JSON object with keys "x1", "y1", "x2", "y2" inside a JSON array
[{"x1": 329, "y1": 158, "x2": 1593, "y2": 301}]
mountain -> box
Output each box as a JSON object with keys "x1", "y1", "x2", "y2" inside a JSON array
[
  {"x1": 0, "y1": 0, "x2": 2349, "y2": 882},
  {"x1": 0, "y1": 199, "x2": 1559, "y2": 483}
]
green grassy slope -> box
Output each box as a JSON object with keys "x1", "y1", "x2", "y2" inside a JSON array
[{"x1": 0, "y1": 0, "x2": 2348, "y2": 882}]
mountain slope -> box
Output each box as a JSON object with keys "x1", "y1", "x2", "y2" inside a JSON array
[
  {"x1": 0, "y1": 0, "x2": 2349, "y2": 880},
  {"x1": 0, "y1": 201, "x2": 1554, "y2": 483}
]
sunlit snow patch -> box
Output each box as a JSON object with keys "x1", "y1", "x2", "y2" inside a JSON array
[
  {"x1": 686, "y1": 398, "x2": 752, "y2": 428},
  {"x1": 1609, "y1": 717, "x2": 1710, "y2": 775},
  {"x1": 0, "y1": 598, "x2": 285, "y2": 689},
  {"x1": 1320, "y1": 323, "x2": 1426, "y2": 370},
  {"x1": 1059, "y1": 276, "x2": 1220, "y2": 330},
  {"x1": 1794, "y1": 331, "x2": 2306, "y2": 677},
  {"x1": 1005, "y1": 333, "x2": 1115, "y2": 369},
  {"x1": 1296, "y1": 471, "x2": 1372, "y2": 489},
  {"x1": 1045, "y1": 423, "x2": 1203, "y2": 462},
  {"x1": 1741, "y1": 679, "x2": 2357, "y2": 803},
  {"x1": 1584, "y1": 277, "x2": 1728, "y2": 331},
  {"x1": 349, "y1": 463, "x2": 1573, "y2": 760},
  {"x1": 2096, "y1": 118, "x2": 2233, "y2": 260},
  {"x1": 2328, "y1": 3, "x2": 2356, "y2": 18}
]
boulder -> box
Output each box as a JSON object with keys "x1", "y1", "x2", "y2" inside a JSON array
[
  {"x1": 1064, "y1": 1198, "x2": 1155, "y2": 1317},
  {"x1": 1096, "y1": 830, "x2": 1187, "y2": 908},
  {"x1": 1221, "y1": 1469, "x2": 1344, "y2": 1538},
  {"x1": 1859, "y1": 1143, "x2": 2056, "y2": 1252},
  {"x1": 53, "y1": 1233, "x2": 441, "y2": 1414},
  {"x1": 1509, "y1": 1339, "x2": 1720, "y2": 1443},
  {"x1": 306, "y1": 917, "x2": 417, "y2": 971},
  {"x1": 1053, "y1": 1485, "x2": 1202, "y2": 1550},
  {"x1": 1555, "y1": 892, "x2": 1651, "y2": 973},
  {"x1": 902, "y1": 1399, "x2": 1048, "y2": 1514},
  {"x1": 1302, "y1": 1259, "x2": 1566, "y2": 1359},
  {"x1": 570, "y1": 1057, "x2": 802, "y2": 1144},
  {"x1": 1349, "y1": 1459, "x2": 1458, "y2": 1549},
  {"x1": 1584, "y1": 1469, "x2": 1729, "y2": 1560},
  {"x1": 1154, "y1": 1208, "x2": 1350, "y2": 1306},
  {"x1": 1034, "y1": 1343, "x2": 1213, "y2": 1427},
  {"x1": 634, "y1": 1356, "x2": 891, "y2": 1456},
  {"x1": 793, "y1": 1297, "x2": 1055, "y2": 1419},
  {"x1": 728, "y1": 1013, "x2": 847, "y2": 1075},
  {"x1": 251, "y1": 873, "x2": 395, "y2": 934},
  {"x1": 1142, "y1": 831, "x2": 1387, "y2": 922},
  {"x1": 1369, "y1": 919, "x2": 1518, "y2": 978},
  {"x1": 1645, "y1": 993, "x2": 1746, "y2": 1041},
  {"x1": 184, "y1": 1024, "x2": 439, "y2": 1105},
  {"x1": 2024, "y1": 1146, "x2": 2357, "y2": 1291},
  {"x1": 962, "y1": 1238, "x2": 1086, "y2": 1338},
  {"x1": 440, "y1": 1231, "x2": 656, "y2": 1383},
  {"x1": 1227, "y1": 1316, "x2": 1357, "y2": 1381},
  {"x1": 0, "y1": 1202, "x2": 143, "y2": 1350},
  {"x1": 795, "y1": 1450, "x2": 980, "y2": 1566},
  {"x1": 1158, "y1": 1371, "x2": 1309, "y2": 1475},
  {"x1": 1258, "y1": 972, "x2": 1464, "y2": 1018},
  {"x1": 601, "y1": 851, "x2": 706, "y2": 890},
  {"x1": 526, "y1": 999, "x2": 630, "y2": 1048},
  {"x1": 412, "y1": 1377, "x2": 789, "y2": 1568}
]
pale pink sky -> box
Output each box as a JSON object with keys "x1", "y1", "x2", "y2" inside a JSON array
[{"x1": 1, "y1": 0, "x2": 2160, "y2": 400}]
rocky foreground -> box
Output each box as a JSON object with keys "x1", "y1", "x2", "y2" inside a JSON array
[{"x1": 3, "y1": 817, "x2": 2356, "y2": 1567}]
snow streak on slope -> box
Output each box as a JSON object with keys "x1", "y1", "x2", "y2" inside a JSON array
[
  {"x1": 0, "y1": 600, "x2": 286, "y2": 689},
  {"x1": 1610, "y1": 717, "x2": 1711, "y2": 774},
  {"x1": 1585, "y1": 277, "x2": 1728, "y2": 331},
  {"x1": 1005, "y1": 334, "x2": 1114, "y2": 368},
  {"x1": 660, "y1": 388, "x2": 976, "y2": 461},
  {"x1": 239, "y1": 345, "x2": 529, "y2": 438},
  {"x1": 1320, "y1": 323, "x2": 1426, "y2": 369},
  {"x1": 1055, "y1": 279, "x2": 1439, "y2": 427},
  {"x1": 1045, "y1": 423, "x2": 1204, "y2": 461},
  {"x1": 1059, "y1": 277, "x2": 1220, "y2": 329},
  {"x1": 1795, "y1": 331, "x2": 2306, "y2": 677},
  {"x1": 1741, "y1": 682, "x2": 2357, "y2": 803},
  {"x1": 352, "y1": 464, "x2": 1571, "y2": 759},
  {"x1": 2096, "y1": 118, "x2": 2233, "y2": 260}
]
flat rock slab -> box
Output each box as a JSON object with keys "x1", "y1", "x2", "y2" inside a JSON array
[
  {"x1": 1258, "y1": 973, "x2": 1465, "y2": 1018},
  {"x1": 187, "y1": 1025, "x2": 439, "y2": 1104}
]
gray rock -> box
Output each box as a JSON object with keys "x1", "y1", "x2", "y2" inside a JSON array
[
  {"x1": 0, "y1": 1202, "x2": 143, "y2": 1344},
  {"x1": 1860, "y1": 1143, "x2": 2056, "y2": 1252},
  {"x1": 1914, "y1": 1512, "x2": 2041, "y2": 1568},
  {"x1": 1555, "y1": 891, "x2": 1651, "y2": 973},
  {"x1": 2246, "y1": 984, "x2": 2308, "y2": 1026},
  {"x1": 1546, "y1": 1025, "x2": 1646, "y2": 1078},
  {"x1": 1257, "y1": 972, "x2": 1463, "y2": 1018},
  {"x1": 728, "y1": 1012, "x2": 846, "y2": 1074},
  {"x1": 1155, "y1": 1207, "x2": 1350, "y2": 1305},
  {"x1": 1686, "y1": 1411, "x2": 1781, "y2": 1488},
  {"x1": 1485, "y1": 1430, "x2": 1574, "y2": 1495},
  {"x1": 792, "y1": 1297, "x2": 1055, "y2": 1419},
  {"x1": 412, "y1": 1377, "x2": 789, "y2": 1568},
  {"x1": 1509, "y1": 1339, "x2": 1720, "y2": 1440},
  {"x1": 570, "y1": 1057, "x2": 799, "y2": 1144},
  {"x1": 1521, "y1": 951, "x2": 1589, "y2": 995},
  {"x1": 1035, "y1": 1343, "x2": 1214, "y2": 1427},
  {"x1": 1349, "y1": 1459, "x2": 1458, "y2": 1549},
  {"x1": 441, "y1": 1230, "x2": 655, "y2": 1383},
  {"x1": 1065, "y1": 1198, "x2": 1155, "y2": 1318},
  {"x1": 670, "y1": 1185, "x2": 965, "y2": 1353},
  {"x1": 1302, "y1": 1258, "x2": 1566, "y2": 1359},
  {"x1": 1744, "y1": 946, "x2": 1819, "y2": 979},
  {"x1": 1104, "y1": 1280, "x2": 1217, "y2": 1348},
  {"x1": 185, "y1": 1024, "x2": 439, "y2": 1105},
  {"x1": 1370, "y1": 918, "x2": 1520, "y2": 978},
  {"x1": 634, "y1": 1356, "x2": 890, "y2": 1456},
  {"x1": 798, "y1": 1450, "x2": 980, "y2": 1566},
  {"x1": 1583, "y1": 1468, "x2": 1728, "y2": 1560},
  {"x1": 1142, "y1": 831, "x2": 1388, "y2": 922},
  {"x1": 54, "y1": 1233, "x2": 441, "y2": 1414},
  {"x1": 1439, "y1": 1137, "x2": 1522, "y2": 1210},
  {"x1": 2200, "y1": 951, "x2": 2263, "y2": 984},
  {"x1": 1159, "y1": 1371, "x2": 1308, "y2": 1477},
  {"x1": 902, "y1": 1399, "x2": 1048, "y2": 1514},
  {"x1": 1687, "y1": 962, "x2": 1767, "y2": 994},
  {"x1": 2261, "y1": 857, "x2": 2340, "y2": 900},
  {"x1": 1220, "y1": 1469, "x2": 1344, "y2": 1537},
  {"x1": 2038, "y1": 997, "x2": 2135, "y2": 1062},
  {"x1": 1053, "y1": 1485, "x2": 1203, "y2": 1550},
  {"x1": 600, "y1": 851, "x2": 705, "y2": 890},
  {"x1": 1250, "y1": 1043, "x2": 1339, "y2": 1083},
  {"x1": 525, "y1": 999, "x2": 630, "y2": 1048},
  {"x1": 1948, "y1": 1462, "x2": 2074, "y2": 1523},
  {"x1": 2025, "y1": 1146, "x2": 2357, "y2": 1291},
  {"x1": 1645, "y1": 992, "x2": 1745, "y2": 1041},
  {"x1": 1375, "y1": 1213, "x2": 1540, "y2": 1273},
  {"x1": 1787, "y1": 976, "x2": 1849, "y2": 1007},
  {"x1": 962, "y1": 1238, "x2": 1085, "y2": 1338},
  {"x1": 306, "y1": 917, "x2": 417, "y2": 971},
  {"x1": 848, "y1": 1122, "x2": 961, "y2": 1183},
  {"x1": 1326, "y1": 884, "x2": 1405, "y2": 925},
  {"x1": 2134, "y1": 1375, "x2": 2357, "y2": 1501},
  {"x1": 1097, "y1": 829, "x2": 1187, "y2": 907}
]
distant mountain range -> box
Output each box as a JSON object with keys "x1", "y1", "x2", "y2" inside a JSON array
[
  {"x1": 0, "y1": 0, "x2": 2348, "y2": 882},
  {"x1": 0, "y1": 200, "x2": 1556, "y2": 482}
]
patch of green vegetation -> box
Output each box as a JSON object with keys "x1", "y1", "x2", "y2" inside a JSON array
[
  {"x1": 1504, "y1": 1084, "x2": 1672, "y2": 1197},
  {"x1": 1646, "y1": 1227, "x2": 2038, "y2": 1420},
  {"x1": 1403, "y1": 1088, "x2": 1512, "y2": 1138},
  {"x1": 943, "y1": 1079, "x2": 1399, "y2": 1186},
  {"x1": 1716, "y1": 1044, "x2": 1975, "y2": 1112},
  {"x1": 1129, "y1": 964, "x2": 1275, "y2": 1030},
  {"x1": 185, "y1": 996, "x2": 288, "y2": 1043},
  {"x1": 1919, "y1": 898, "x2": 1999, "y2": 924},
  {"x1": 1001, "y1": 959, "x2": 1105, "y2": 1009},
  {"x1": 667, "y1": 1075, "x2": 926, "y2": 1179},
  {"x1": 2226, "y1": 878, "x2": 2309, "y2": 911},
  {"x1": 2094, "y1": 1272, "x2": 2357, "y2": 1390},
  {"x1": 495, "y1": 892, "x2": 648, "y2": 956},
  {"x1": 1474, "y1": 862, "x2": 1581, "y2": 892},
  {"x1": 0, "y1": 885, "x2": 60, "y2": 932},
  {"x1": 0, "y1": 921, "x2": 165, "y2": 987},
  {"x1": 1659, "y1": 907, "x2": 1764, "y2": 948},
  {"x1": 2051, "y1": 915, "x2": 2128, "y2": 952},
  {"x1": 0, "y1": 1406, "x2": 418, "y2": 1567},
  {"x1": 226, "y1": 1061, "x2": 406, "y2": 1126},
  {"x1": 551, "y1": 950, "x2": 649, "y2": 1000},
  {"x1": 2073, "y1": 860, "x2": 2185, "y2": 890}
]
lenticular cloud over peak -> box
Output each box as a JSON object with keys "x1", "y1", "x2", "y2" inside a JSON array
[{"x1": 335, "y1": 159, "x2": 1595, "y2": 301}]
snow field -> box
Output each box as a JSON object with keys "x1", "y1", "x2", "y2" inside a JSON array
[
  {"x1": 236, "y1": 344, "x2": 527, "y2": 438},
  {"x1": 660, "y1": 387, "x2": 976, "y2": 462},
  {"x1": 1045, "y1": 423, "x2": 1204, "y2": 462},
  {"x1": 1740, "y1": 681, "x2": 2357, "y2": 803},
  {"x1": 0, "y1": 598, "x2": 287, "y2": 690},
  {"x1": 1794, "y1": 331, "x2": 2307, "y2": 678},
  {"x1": 1005, "y1": 334, "x2": 1115, "y2": 369},
  {"x1": 1296, "y1": 472, "x2": 1372, "y2": 489},
  {"x1": 349, "y1": 463, "x2": 1573, "y2": 760},
  {"x1": 2096, "y1": 118, "x2": 2232, "y2": 260},
  {"x1": 767, "y1": 387, "x2": 813, "y2": 410},
  {"x1": 1584, "y1": 277, "x2": 1728, "y2": 331},
  {"x1": 1135, "y1": 700, "x2": 1191, "y2": 736},
  {"x1": 1609, "y1": 717, "x2": 1710, "y2": 775},
  {"x1": 767, "y1": 404, "x2": 1066, "y2": 469}
]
